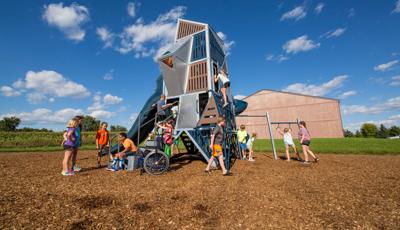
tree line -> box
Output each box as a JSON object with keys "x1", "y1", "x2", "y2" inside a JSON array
[
  {"x1": 0, "y1": 116, "x2": 127, "y2": 132},
  {"x1": 344, "y1": 123, "x2": 400, "y2": 138}
]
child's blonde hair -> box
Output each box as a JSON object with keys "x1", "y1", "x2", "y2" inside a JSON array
[
  {"x1": 240, "y1": 124, "x2": 245, "y2": 130},
  {"x1": 283, "y1": 128, "x2": 289, "y2": 133},
  {"x1": 67, "y1": 119, "x2": 78, "y2": 128}
]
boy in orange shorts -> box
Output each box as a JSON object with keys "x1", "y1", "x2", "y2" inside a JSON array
[
  {"x1": 205, "y1": 117, "x2": 229, "y2": 176},
  {"x1": 96, "y1": 122, "x2": 109, "y2": 167}
]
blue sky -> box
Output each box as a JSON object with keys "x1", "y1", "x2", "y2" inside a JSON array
[{"x1": 0, "y1": 0, "x2": 399, "y2": 131}]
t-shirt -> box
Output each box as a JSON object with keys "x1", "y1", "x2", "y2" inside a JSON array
[
  {"x1": 247, "y1": 137, "x2": 255, "y2": 147},
  {"x1": 123, "y1": 138, "x2": 137, "y2": 152},
  {"x1": 283, "y1": 132, "x2": 294, "y2": 144},
  {"x1": 74, "y1": 126, "x2": 81, "y2": 147},
  {"x1": 96, "y1": 129, "x2": 109, "y2": 146},
  {"x1": 64, "y1": 127, "x2": 76, "y2": 146},
  {"x1": 217, "y1": 73, "x2": 230, "y2": 85},
  {"x1": 298, "y1": 127, "x2": 311, "y2": 141},
  {"x1": 213, "y1": 125, "x2": 224, "y2": 145},
  {"x1": 237, "y1": 129, "x2": 248, "y2": 143},
  {"x1": 171, "y1": 106, "x2": 178, "y2": 118},
  {"x1": 157, "y1": 100, "x2": 166, "y2": 115}
]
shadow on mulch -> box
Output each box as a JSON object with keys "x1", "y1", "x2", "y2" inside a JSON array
[{"x1": 76, "y1": 195, "x2": 117, "y2": 210}]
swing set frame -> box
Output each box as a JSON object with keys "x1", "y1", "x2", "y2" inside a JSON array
[{"x1": 237, "y1": 112, "x2": 299, "y2": 160}]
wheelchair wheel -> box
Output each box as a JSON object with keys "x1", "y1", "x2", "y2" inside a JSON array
[{"x1": 143, "y1": 150, "x2": 169, "y2": 175}]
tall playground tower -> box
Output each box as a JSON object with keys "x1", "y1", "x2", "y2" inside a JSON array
[{"x1": 156, "y1": 19, "x2": 246, "y2": 170}]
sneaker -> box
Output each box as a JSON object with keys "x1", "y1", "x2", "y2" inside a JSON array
[
  {"x1": 110, "y1": 167, "x2": 119, "y2": 172},
  {"x1": 302, "y1": 161, "x2": 311, "y2": 165},
  {"x1": 61, "y1": 171, "x2": 74, "y2": 176},
  {"x1": 248, "y1": 158, "x2": 255, "y2": 162},
  {"x1": 314, "y1": 158, "x2": 320, "y2": 163},
  {"x1": 72, "y1": 165, "x2": 81, "y2": 172}
]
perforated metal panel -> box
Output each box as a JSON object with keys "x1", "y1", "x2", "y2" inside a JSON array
[
  {"x1": 191, "y1": 31, "x2": 207, "y2": 61},
  {"x1": 209, "y1": 29, "x2": 225, "y2": 66},
  {"x1": 176, "y1": 94, "x2": 199, "y2": 129},
  {"x1": 158, "y1": 38, "x2": 192, "y2": 97}
]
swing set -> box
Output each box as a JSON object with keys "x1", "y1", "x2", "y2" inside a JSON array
[{"x1": 237, "y1": 112, "x2": 299, "y2": 160}]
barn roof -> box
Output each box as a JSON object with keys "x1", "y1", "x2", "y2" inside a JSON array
[{"x1": 243, "y1": 89, "x2": 340, "y2": 102}]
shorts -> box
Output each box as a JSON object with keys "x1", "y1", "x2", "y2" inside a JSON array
[
  {"x1": 301, "y1": 140, "x2": 311, "y2": 146},
  {"x1": 212, "y1": 144, "x2": 223, "y2": 157},
  {"x1": 240, "y1": 143, "x2": 248, "y2": 151},
  {"x1": 63, "y1": 145, "x2": 75, "y2": 150},
  {"x1": 97, "y1": 145, "x2": 108, "y2": 157},
  {"x1": 284, "y1": 141, "x2": 294, "y2": 147},
  {"x1": 223, "y1": 82, "x2": 230, "y2": 88}
]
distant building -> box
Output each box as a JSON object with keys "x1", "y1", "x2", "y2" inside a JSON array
[{"x1": 235, "y1": 89, "x2": 344, "y2": 139}]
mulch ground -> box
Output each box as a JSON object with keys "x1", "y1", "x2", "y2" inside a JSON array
[{"x1": 0, "y1": 151, "x2": 399, "y2": 229}]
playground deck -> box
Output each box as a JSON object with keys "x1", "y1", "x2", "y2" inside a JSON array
[{"x1": 1, "y1": 151, "x2": 399, "y2": 229}]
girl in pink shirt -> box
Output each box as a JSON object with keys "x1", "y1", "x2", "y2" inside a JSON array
[{"x1": 298, "y1": 121, "x2": 319, "y2": 164}]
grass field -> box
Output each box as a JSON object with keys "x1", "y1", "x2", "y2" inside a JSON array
[
  {"x1": 254, "y1": 138, "x2": 400, "y2": 155},
  {"x1": 1, "y1": 131, "x2": 399, "y2": 154}
]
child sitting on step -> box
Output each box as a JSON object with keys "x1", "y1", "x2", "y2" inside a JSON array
[{"x1": 109, "y1": 133, "x2": 137, "y2": 171}]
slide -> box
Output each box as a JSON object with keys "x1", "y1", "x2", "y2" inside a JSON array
[
  {"x1": 111, "y1": 74, "x2": 247, "y2": 153},
  {"x1": 111, "y1": 75, "x2": 163, "y2": 153}
]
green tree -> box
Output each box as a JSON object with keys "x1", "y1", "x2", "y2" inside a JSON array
[
  {"x1": 376, "y1": 124, "x2": 389, "y2": 138},
  {"x1": 389, "y1": 125, "x2": 400, "y2": 137},
  {"x1": 355, "y1": 130, "x2": 362, "y2": 137},
  {"x1": 360, "y1": 123, "x2": 378, "y2": 138},
  {"x1": 0, "y1": 116, "x2": 21, "y2": 131},
  {"x1": 343, "y1": 129, "x2": 354, "y2": 137},
  {"x1": 111, "y1": 125, "x2": 127, "y2": 132},
  {"x1": 81, "y1": 115, "x2": 100, "y2": 131}
]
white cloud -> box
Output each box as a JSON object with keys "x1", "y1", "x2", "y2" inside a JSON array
[
  {"x1": 42, "y1": 3, "x2": 89, "y2": 42},
  {"x1": 374, "y1": 60, "x2": 399, "y2": 72},
  {"x1": 347, "y1": 8, "x2": 356, "y2": 18},
  {"x1": 103, "y1": 69, "x2": 114, "y2": 80},
  {"x1": 89, "y1": 110, "x2": 116, "y2": 119},
  {"x1": 117, "y1": 6, "x2": 186, "y2": 60},
  {"x1": 0, "y1": 108, "x2": 83, "y2": 125},
  {"x1": 103, "y1": 94, "x2": 123, "y2": 105},
  {"x1": 266, "y1": 54, "x2": 290, "y2": 62},
  {"x1": 283, "y1": 35, "x2": 320, "y2": 54},
  {"x1": 234, "y1": 95, "x2": 246, "y2": 100},
  {"x1": 343, "y1": 96, "x2": 400, "y2": 115},
  {"x1": 389, "y1": 75, "x2": 400, "y2": 86},
  {"x1": 283, "y1": 75, "x2": 347, "y2": 96},
  {"x1": 14, "y1": 70, "x2": 90, "y2": 104},
  {"x1": 96, "y1": 27, "x2": 115, "y2": 48},
  {"x1": 281, "y1": 6, "x2": 307, "y2": 21},
  {"x1": 314, "y1": 3, "x2": 325, "y2": 14},
  {"x1": 2, "y1": 70, "x2": 90, "y2": 104},
  {"x1": 127, "y1": 2, "x2": 136, "y2": 17},
  {"x1": 87, "y1": 93, "x2": 122, "y2": 119},
  {"x1": 393, "y1": 0, "x2": 400, "y2": 13},
  {"x1": 324, "y1": 27, "x2": 347, "y2": 39},
  {"x1": 338, "y1": 90, "x2": 356, "y2": 99},
  {"x1": 1, "y1": 86, "x2": 21, "y2": 97},
  {"x1": 216, "y1": 31, "x2": 235, "y2": 55}
]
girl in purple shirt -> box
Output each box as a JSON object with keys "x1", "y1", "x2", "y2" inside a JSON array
[
  {"x1": 61, "y1": 119, "x2": 78, "y2": 176},
  {"x1": 298, "y1": 121, "x2": 319, "y2": 164}
]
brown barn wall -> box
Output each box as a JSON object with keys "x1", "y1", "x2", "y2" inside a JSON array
[{"x1": 236, "y1": 90, "x2": 344, "y2": 139}]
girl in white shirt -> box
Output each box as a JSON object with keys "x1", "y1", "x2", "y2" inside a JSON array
[
  {"x1": 246, "y1": 133, "x2": 257, "y2": 162},
  {"x1": 214, "y1": 69, "x2": 230, "y2": 107},
  {"x1": 277, "y1": 127, "x2": 301, "y2": 162}
]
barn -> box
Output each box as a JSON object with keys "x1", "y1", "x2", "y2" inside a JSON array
[{"x1": 235, "y1": 89, "x2": 344, "y2": 139}]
